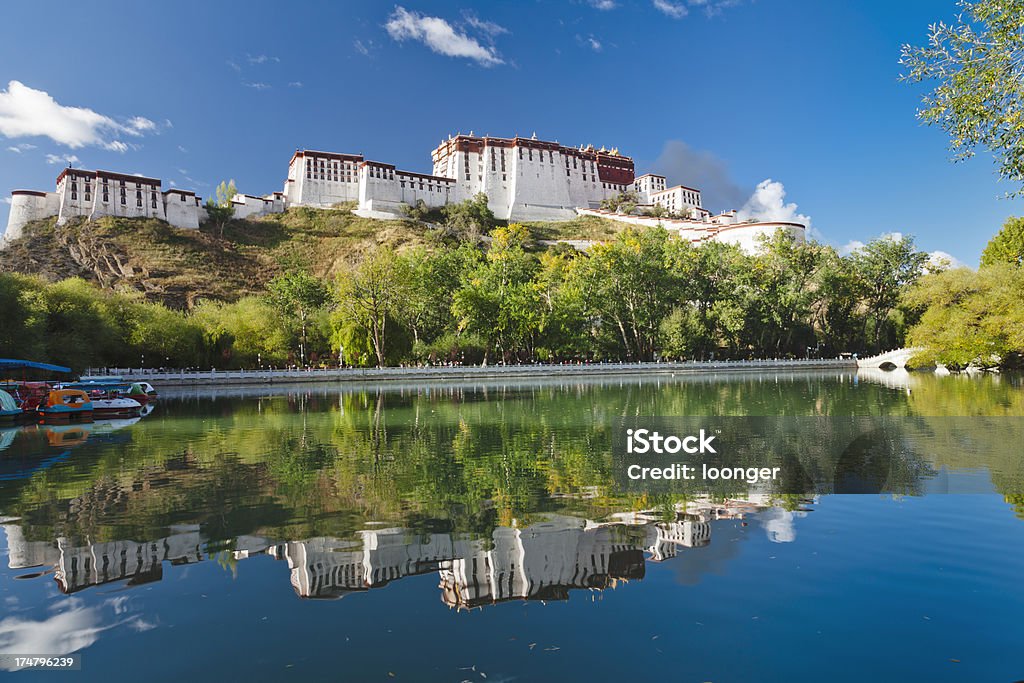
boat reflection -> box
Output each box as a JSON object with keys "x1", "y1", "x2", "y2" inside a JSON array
[
  {"x1": 0, "y1": 416, "x2": 144, "y2": 481},
  {"x1": 2, "y1": 495, "x2": 810, "y2": 606}
]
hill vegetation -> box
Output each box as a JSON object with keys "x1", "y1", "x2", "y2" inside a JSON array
[{"x1": 0, "y1": 200, "x2": 626, "y2": 310}]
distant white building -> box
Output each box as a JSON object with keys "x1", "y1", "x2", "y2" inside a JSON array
[
  {"x1": 3, "y1": 130, "x2": 806, "y2": 250},
  {"x1": 576, "y1": 206, "x2": 805, "y2": 254},
  {"x1": 1, "y1": 166, "x2": 288, "y2": 247}
]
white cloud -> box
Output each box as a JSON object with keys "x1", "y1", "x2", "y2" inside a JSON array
[
  {"x1": 653, "y1": 0, "x2": 689, "y2": 18},
  {"x1": 45, "y1": 153, "x2": 80, "y2": 166},
  {"x1": 464, "y1": 12, "x2": 509, "y2": 36},
  {"x1": 588, "y1": 0, "x2": 618, "y2": 8},
  {"x1": 691, "y1": 0, "x2": 744, "y2": 17},
  {"x1": 385, "y1": 7, "x2": 504, "y2": 66},
  {"x1": 354, "y1": 39, "x2": 375, "y2": 57},
  {"x1": 0, "y1": 601, "x2": 104, "y2": 669},
  {"x1": 288, "y1": 81, "x2": 303, "y2": 88},
  {"x1": 246, "y1": 54, "x2": 280, "y2": 65},
  {"x1": 927, "y1": 250, "x2": 966, "y2": 271},
  {"x1": 124, "y1": 116, "x2": 156, "y2": 135},
  {"x1": 1, "y1": 197, "x2": 11, "y2": 205},
  {"x1": 177, "y1": 145, "x2": 188, "y2": 153},
  {"x1": 6, "y1": 142, "x2": 35, "y2": 153},
  {"x1": 587, "y1": 36, "x2": 602, "y2": 51},
  {"x1": 0, "y1": 80, "x2": 154, "y2": 152},
  {"x1": 839, "y1": 239, "x2": 865, "y2": 256},
  {"x1": 244, "y1": 82, "x2": 271, "y2": 90},
  {"x1": 758, "y1": 507, "x2": 801, "y2": 543},
  {"x1": 738, "y1": 179, "x2": 813, "y2": 230}
]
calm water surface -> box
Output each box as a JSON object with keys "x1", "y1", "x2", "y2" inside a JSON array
[{"x1": 1, "y1": 369, "x2": 1023, "y2": 682}]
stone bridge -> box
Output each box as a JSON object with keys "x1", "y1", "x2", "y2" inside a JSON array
[{"x1": 856, "y1": 348, "x2": 924, "y2": 370}]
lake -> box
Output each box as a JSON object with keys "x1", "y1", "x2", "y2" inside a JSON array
[{"x1": 1, "y1": 369, "x2": 1023, "y2": 682}]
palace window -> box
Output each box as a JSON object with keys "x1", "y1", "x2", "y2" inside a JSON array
[{"x1": 180, "y1": 193, "x2": 187, "y2": 202}]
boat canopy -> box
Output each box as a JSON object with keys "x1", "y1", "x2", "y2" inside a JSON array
[
  {"x1": 0, "y1": 359, "x2": 72, "y2": 373},
  {"x1": 0, "y1": 390, "x2": 17, "y2": 412}
]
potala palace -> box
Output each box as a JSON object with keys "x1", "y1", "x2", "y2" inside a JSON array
[{"x1": 3, "y1": 132, "x2": 805, "y2": 252}]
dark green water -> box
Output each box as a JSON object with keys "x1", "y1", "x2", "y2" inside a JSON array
[{"x1": 1, "y1": 369, "x2": 1023, "y2": 682}]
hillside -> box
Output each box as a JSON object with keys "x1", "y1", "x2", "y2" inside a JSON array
[{"x1": 0, "y1": 208, "x2": 625, "y2": 309}]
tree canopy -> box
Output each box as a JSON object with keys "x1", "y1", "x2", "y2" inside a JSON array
[{"x1": 900, "y1": 0, "x2": 1024, "y2": 193}]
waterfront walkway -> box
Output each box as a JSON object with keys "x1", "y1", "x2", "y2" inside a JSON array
[{"x1": 86, "y1": 358, "x2": 857, "y2": 387}]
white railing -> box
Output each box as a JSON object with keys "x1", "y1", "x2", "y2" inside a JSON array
[{"x1": 84, "y1": 358, "x2": 857, "y2": 385}]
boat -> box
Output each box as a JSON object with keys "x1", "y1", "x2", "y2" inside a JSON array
[
  {"x1": 64, "y1": 382, "x2": 144, "y2": 417},
  {"x1": 90, "y1": 396, "x2": 143, "y2": 419},
  {"x1": 36, "y1": 389, "x2": 93, "y2": 423},
  {"x1": 133, "y1": 381, "x2": 159, "y2": 403},
  {"x1": 72, "y1": 379, "x2": 158, "y2": 405},
  {"x1": 0, "y1": 390, "x2": 22, "y2": 424}
]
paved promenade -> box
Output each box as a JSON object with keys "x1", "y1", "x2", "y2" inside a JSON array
[{"x1": 86, "y1": 358, "x2": 857, "y2": 387}]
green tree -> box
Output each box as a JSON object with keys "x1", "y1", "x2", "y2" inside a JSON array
[
  {"x1": 849, "y1": 235, "x2": 929, "y2": 352},
  {"x1": 740, "y1": 232, "x2": 828, "y2": 357},
  {"x1": 401, "y1": 243, "x2": 481, "y2": 349},
  {"x1": 981, "y1": 215, "x2": 1024, "y2": 267},
  {"x1": 205, "y1": 179, "x2": 237, "y2": 237},
  {"x1": 441, "y1": 192, "x2": 496, "y2": 239},
  {"x1": 663, "y1": 240, "x2": 746, "y2": 358},
  {"x1": 813, "y1": 250, "x2": 866, "y2": 354},
  {"x1": 900, "y1": 0, "x2": 1024, "y2": 193},
  {"x1": 600, "y1": 190, "x2": 639, "y2": 214},
  {"x1": 905, "y1": 263, "x2": 1024, "y2": 369},
  {"x1": 266, "y1": 271, "x2": 331, "y2": 365},
  {"x1": 575, "y1": 227, "x2": 678, "y2": 360},
  {"x1": 193, "y1": 296, "x2": 293, "y2": 367},
  {"x1": 334, "y1": 247, "x2": 410, "y2": 367},
  {"x1": 535, "y1": 248, "x2": 590, "y2": 360},
  {"x1": 453, "y1": 224, "x2": 542, "y2": 363},
  {"x1": 0, "y1": 273, "x2": 48, "y2": 360}
]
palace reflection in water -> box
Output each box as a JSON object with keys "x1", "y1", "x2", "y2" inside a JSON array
[{"x1": 3, "y1": 496, "x2": 804, "y2": 607}]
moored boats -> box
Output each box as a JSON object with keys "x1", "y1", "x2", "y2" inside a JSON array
[{"x1": 1, "y1": 360, "x2": 158, "y2": 425}]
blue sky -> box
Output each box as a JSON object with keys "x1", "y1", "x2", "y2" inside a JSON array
[{"x1": 1, "y1": 0, "x2": 1019, "y2": 265}]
